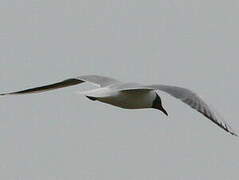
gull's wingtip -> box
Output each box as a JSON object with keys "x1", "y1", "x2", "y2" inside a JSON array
[
  {"x1": 0, "y1": 92, "x2": 15, "y2": 96},
  {"x1": 230, "y1": 131, "x2": 238, "y2": 137},
  {"x1": 226, "y1": 126, "x2": 238, "y2": 137},
  {"x1": 222, "y1": 123, "x2": 238, "y2": 137},
  {"x1": 224, "y1": 122, "x2": 238, "y2": 137}
]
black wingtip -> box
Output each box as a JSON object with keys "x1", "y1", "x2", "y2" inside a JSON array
[
  {"x1": 224, "y1": 126, "x2": 238, "y2": 137},
  {"x1": 230, "y1": 131, "x2": 238, "y2": 137},
  {"x1": 0, "y1": 92, "x2": 15, "y2": 96}
]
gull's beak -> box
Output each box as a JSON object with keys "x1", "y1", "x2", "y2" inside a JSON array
[{"x1": 160, "y1": 106, "x2": 168, "y2": 116}]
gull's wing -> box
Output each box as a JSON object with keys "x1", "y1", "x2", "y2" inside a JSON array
[
  {"x1": 145, "y1": 84, "x2": 237, "y2": 136},
  {"x1": 78, "y1": 75, "x2": 120, "y2": 87},
  {"x1": 0, "y1": 75, "x2": 120, "y2": 96},
  {"x1": 110, "y1": 82, "x2": 153, "y2": 91}
]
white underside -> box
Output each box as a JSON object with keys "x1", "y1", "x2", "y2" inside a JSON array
[{"x1": 78, "y1": 87, "x2": 156, "y2": 109}]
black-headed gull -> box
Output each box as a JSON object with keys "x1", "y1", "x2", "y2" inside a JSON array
[{"x1": 0, "y1": 75, "x2": 237, "y2": 136}]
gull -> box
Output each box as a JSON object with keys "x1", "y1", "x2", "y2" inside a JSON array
[{"x1": 0, "y1": 75, "x2": 237, "y2": 136}]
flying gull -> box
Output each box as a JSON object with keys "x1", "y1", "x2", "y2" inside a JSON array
[{"x1": 0, "y1": 75, "x2": 237, "y2": 136}]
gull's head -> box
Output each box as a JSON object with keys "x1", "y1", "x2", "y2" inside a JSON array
[{"x1": 152, "y1": 94, "x2": 168, "y2": 116}]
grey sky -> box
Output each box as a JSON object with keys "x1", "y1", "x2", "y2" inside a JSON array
[{"x1": 0, "y1": 0, "x2": 239, "y2": 179}]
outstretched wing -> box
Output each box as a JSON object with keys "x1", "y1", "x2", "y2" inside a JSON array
[
  {"x1": 0, "y1": 75, "x2": 120, "y2": 96},
  {"x1": 145, "y1": 84, "x2": 237, "y2": 136},
  {"x1": 78, "y1": 75, "x2": 120, "y2": 87}
]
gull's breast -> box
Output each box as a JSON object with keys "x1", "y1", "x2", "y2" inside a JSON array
[{"x1": 98, "y1": 90, "x2": 156, "y2": 109}]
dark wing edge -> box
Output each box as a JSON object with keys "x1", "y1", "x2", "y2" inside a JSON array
[
  {"x1": 146, "y1": 84, "x2": 238, "y2": 136},
  {"x1": 0, "y1": 75, "x2": 121, "y2": 96},
  {"x1": 0, "y1": 78, "x2": 83, "y2": 96}
]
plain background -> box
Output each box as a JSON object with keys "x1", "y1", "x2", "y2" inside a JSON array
[{"x1": 0, "y1": 0, "x2": 239, "y2": 179}]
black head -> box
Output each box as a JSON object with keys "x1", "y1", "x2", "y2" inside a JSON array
[{"x1": 152, "y1": 94, "x2": 168, "y2": 116}]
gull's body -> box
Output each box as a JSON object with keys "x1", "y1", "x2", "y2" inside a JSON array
[
  {"x1": 84, "y1": 87, "x2": 157, "y2": 109},
  {"x1": 0, "y1": 75, "x2": 237, "y2": 136}
]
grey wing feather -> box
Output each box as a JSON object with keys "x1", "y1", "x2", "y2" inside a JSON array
[
  {"x1": 111, "y1": 82, "x2": 153, "y2": 91},
  {"x1": 146, "y1": 84, "x2": 237, "y2": 136},
  {"x1": 77, "y1": 75, "x2": 120, "y2": 87},
  {"x1": 0, "y1": 75, "x2": 120, "y2": 96}
]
